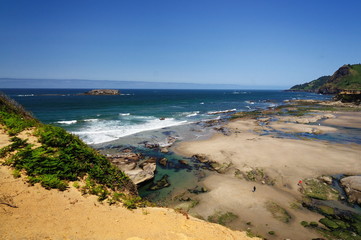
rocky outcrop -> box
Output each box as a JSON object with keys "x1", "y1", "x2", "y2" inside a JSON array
[
  {"x1": 340, "y1": 176, "x2": 361, "y2": 205},
  {"x1": 107, "y1": 151, "x2": 156, "y2": 185},
  {"x1": 148, "y1": 174, "x2": 171, "y2": 190},
  {"x1": 82, "y1": 89, "x2": 120, "y2": 95}
]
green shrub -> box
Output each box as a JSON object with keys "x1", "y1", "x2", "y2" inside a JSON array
[
  {"x1": 0, "y1": 93, "x2": 138, "y2": 204},
  {"x1": 39, "y1": 175, "x2": 68, "y2": 191},
  {"x1": 122, "y1": 196, "x2": 143, "y2": 209},
  {"x1": 11, "y1": 169, "x2": 21, "y2": 178},
  {"x1": 73, "y1": 181, "x2": 80, "y2": 189}
]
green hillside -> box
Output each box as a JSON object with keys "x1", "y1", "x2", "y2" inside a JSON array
[
  {"x1": 290, "y1": 64, "x2": 361, "y2": 94},
  {"x1": 290, "y1": 76, "x2": 330, "y2": 92},
  {"x1": 0, "y1": 93, "x2": 141, "y2": 208}
]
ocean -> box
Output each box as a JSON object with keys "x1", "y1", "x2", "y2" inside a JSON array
[
  {"x1": 1, "y1": 89, "x2": 330, "y2": 145},
  {"x1": 1, "y1": 88, "x2": 333, "y2": 201}
]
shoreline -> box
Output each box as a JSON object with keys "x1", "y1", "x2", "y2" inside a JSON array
[{"x1": 172, "y1": 100, "x2": 361, "y2": 239}]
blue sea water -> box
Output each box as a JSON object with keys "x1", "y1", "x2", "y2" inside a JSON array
[{"x1": 1, "y1": 89, "x2": 330, "y2": 145}]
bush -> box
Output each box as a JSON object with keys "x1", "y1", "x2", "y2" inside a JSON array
[
  {"x1": 39, "y1": 175, "x2": 68, "y2": 191},
  {"x1": 12, "y1": 169, "x2": 21, "y2": 178}
]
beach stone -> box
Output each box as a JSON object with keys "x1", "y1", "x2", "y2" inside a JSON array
[
  {"x1": 158, "y1": 158, "x2": 168, "y2": 167},
  {"x1": 160, "y1": 147, "x2": 169, "y2": 153},
  {"x1": 144, "y1": 142, "x2": 160, "y2": 149},
  {"x1": 148, "y1": 174, "x2": 170, "y2": 191},
  {"x1": 318, "y1": 175, "x2": 333, "y2": 185},
  {"x1": 340, "y1": 176, "x2": 361, "y2": 205},
  {"x1": 188, "y1": 186, "x2": 207, "y2": 194},
  {"x1": 192, "y1": 154, "x2": 209, "y2": 163},
  {"x1": 178, "y1": 160, "x2": 189, "y2": 166},
  {"x1": 126, "y1": 162, "x2": 156, "y2": 185}
]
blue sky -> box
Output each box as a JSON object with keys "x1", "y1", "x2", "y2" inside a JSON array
[{"x1": 1, "y1": 0, "x2": 360, "y2": 88}]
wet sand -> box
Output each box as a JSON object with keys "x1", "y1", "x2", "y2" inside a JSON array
[{"x1": 174, "y1": 110, "x2": 361, "y2": 239}]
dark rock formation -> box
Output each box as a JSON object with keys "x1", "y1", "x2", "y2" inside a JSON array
[
  {"x1": 188, "y1": 185, "x2": 208, "y2": 194},
  {"x1": 82, "y1": 89, "x2": 120, "y2": 95},
  {"x1": 192, "y1": 154, "x2": 209, "y2": 163},
  {"x1": 148, "y1": 174, "x2": 170, "y2": 191}
]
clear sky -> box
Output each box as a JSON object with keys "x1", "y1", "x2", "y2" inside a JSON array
[{"x1": 1, "y1": 0, "x2": 360, "y2": 88}]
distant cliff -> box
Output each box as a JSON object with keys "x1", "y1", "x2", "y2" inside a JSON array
[{"x1": 290, "y1": 64, "x2": 361, "y2": 94}]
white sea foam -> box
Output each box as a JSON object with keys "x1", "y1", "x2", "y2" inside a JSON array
[
  {"x1": 72, "y1": 117, "x2": 188, "y2": 144},
  {"x1": 119, "y1": 113, "x2": 130, "y2": 116},
  {"x1": 200, "y1": 102, "x2": 204, "y2": 105},
  {"x1": 83, "y1": 119, "x2": 99, "y2": 122},
  {"x1": 17, "y1": 94, "x2": 34, "y2": 97},
  {"x1": 57, "y1": 120, "x2": 77, "y2": 125},
  {"x1": 207, "y1": 109, "x2": 236, "y2": 115},
  {"x1": 185, "y1": 111, "x2": 200, "y2": 117},
  {"x1": 245, "y1": 100, "x2": 255, "y2": 104}
]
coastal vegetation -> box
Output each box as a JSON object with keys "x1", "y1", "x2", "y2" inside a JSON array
[
  {"x1": 290, "y1": 64, "x2": 361, "y2": 94},
  {"x1": 0, "y1": 92, "x2": 142, "y2": 208}
]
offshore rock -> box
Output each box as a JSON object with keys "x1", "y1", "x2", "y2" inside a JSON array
[
  {"x1": 340, "y1": 176, "x2": 361, "y2": 205},
  {"x1": 82, "y1": 89, "x2": 120, "y2": 95}
]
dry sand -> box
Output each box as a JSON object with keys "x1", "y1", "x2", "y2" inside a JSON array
[
  {"x1": 175, "y1": 111, "x2": 361, "y2": 240},
  {"x1": 0, "y1": 124, "x2": 256, "y2": 240}
]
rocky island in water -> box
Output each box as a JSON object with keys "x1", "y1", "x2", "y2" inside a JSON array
[{"x1": 82, "y1": 89, "x2": 121, "y2": 95}]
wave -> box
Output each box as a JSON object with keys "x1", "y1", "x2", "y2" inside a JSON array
[
  {"x1": 186, "y1": 111, "x2": 199, "y2": 117},
  {"x1": 119, "y1": 113, "x2": 130, "y2": 116},
  {"x1": 83, "y1": 119, "x2": 99, "y2": 122},
  {"x1": 72, "y1": 117, "x2": 188, "y2": 144},
  {"x1": 16, "y1": 94, "x2": 34, "y2": 97},
  {"x1": 207, "y1": 109, "x2": 236, "y2": 115},
  {"x1": 57, "y1": 120, "x2": 77, "y2": 125},
  {"x1": 245, "y1": 100, "x2": 255, "y2": 104}
]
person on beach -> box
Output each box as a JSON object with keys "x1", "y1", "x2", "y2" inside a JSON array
[{"x1": 252, "y1": 186, "x2": 256, "y2": 192}]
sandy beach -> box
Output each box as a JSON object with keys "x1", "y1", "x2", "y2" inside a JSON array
[
  {"x1": 0, "y1": 124, "x2": 258, "y2": 240},
  {"x1": 175, "y1": 109, "x2": 361, "y2": 239}
]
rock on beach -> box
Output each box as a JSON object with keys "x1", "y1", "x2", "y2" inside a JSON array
[{"x1": 340, "y1": 176, "x2": 361, "y2": 205}]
